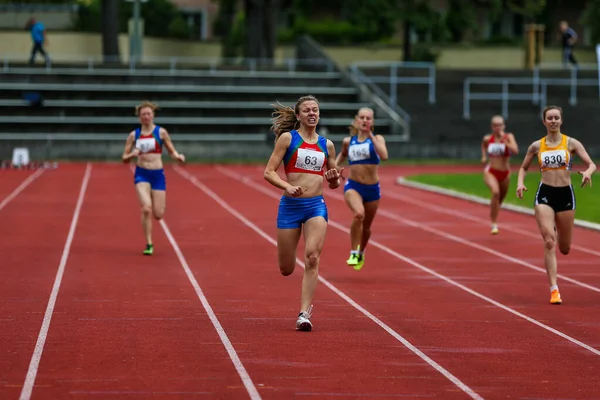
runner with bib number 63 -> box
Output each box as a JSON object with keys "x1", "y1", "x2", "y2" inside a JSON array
[
  {"x1": 516, "y1": 105, "x2": 596, "y2": 305},
  {"x1": 263, "y1": 95, "x2": 342, "y2": 332}
]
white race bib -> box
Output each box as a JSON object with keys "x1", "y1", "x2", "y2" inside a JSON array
[
  {"x1": 487, "y1": 142, "x2": 506, "y2": 156},
  {"x1": 540, "y1": 149, "x2": 567, "y2": 169},
  {"x1": 295, "y1": 148, "x2": 325, "y2": 172},
  {"x1": 136, "y1": 137, "x2": 156, "y2": 153},
  {"x1": 349, "y1": 143, "x2": 371, "y2": 161}
]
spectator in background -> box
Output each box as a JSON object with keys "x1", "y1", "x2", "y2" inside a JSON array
[
  {"x1": 559, "y1": 21, "x2": 578, "y2": 69},
  {"x1": 26, "y1": 17, "x2": 50, "y2": 66}
]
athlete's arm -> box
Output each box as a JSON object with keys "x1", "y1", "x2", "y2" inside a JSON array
[
  {"x1": 121, "y1": 131, "x2": 138, "y2": 163},
  {"x1": 505, "y1": 133, "x2": 519, "y2": 155},
  {"x1": 325, "y1": 139, "x2": 342, "y2": 189},
  {"x1": 481, "y1": 135, "x2": 489, "y2": 164},
  {"x1": 516, "y1": 140, "x2": 539, "y2": 198},
  {"x1": 335, "y1": 137, "x2": 350, "y2": 167},
  {"x1": 371, "y1": 134, "x2": 388, "y2": 161},
  {"x1": 161, "y1": 128, "x2": 185, "y2": 163},
  {"x1": 264, "y1": 132, "x2": 295, "y2": 191},
  {"x1": 570, "y1": 137, "x2": 596, "y2": 187}
]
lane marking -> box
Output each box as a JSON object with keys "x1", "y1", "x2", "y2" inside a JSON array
[
  {"x1": 389, "y1": 181, "x2": 600, "y2": 258},
  {"x1": 215, "y1": 166, "x2": 600, "y2": 358},
  {"x1": 20, "y1": 163, "x2": 92, "y2": 400},
  {"x1": 160, "y1": 219, "x2": 262, "y2": 400},
  {"x1": 176, "y1": 165, "x2": 484, "y2": 400},
  {"x1": 0, "y1": 169, "x2": 45, "y2": 212}
]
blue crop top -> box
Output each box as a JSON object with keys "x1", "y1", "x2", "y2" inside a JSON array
[{"x1": 347, "y1": 135, "x2": 380, "y2": 166}]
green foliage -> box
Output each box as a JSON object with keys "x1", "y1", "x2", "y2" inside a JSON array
[
  {"x1": 72, "y1": 0, "x2": 191, "y2": 39},
  {"x1": 280, "y1": 0, "x2": 400, "y2": 45},
  {"x1": 411, "y1": 43, "x2": 440, "y2": 62},
  {"x1": 507, "y1": 0, "x2": 547, "y2": 21},
  {"x1": 581, "y1": 0, "x2": 600, "y2": 44},
  {"x1": 0, "y1": 0, "x2": 71, "y2": 3}
]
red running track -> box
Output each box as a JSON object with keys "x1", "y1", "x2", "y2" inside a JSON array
[{"x1": 1, "y1": 163, "x2": 599, "y2": 400}]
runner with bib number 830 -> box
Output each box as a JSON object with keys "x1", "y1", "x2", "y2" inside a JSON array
[
  {"x1": 516, "y1": 105, "x2": 596, "y2": 305},
  {"x1": 264, "y1": 95, "x2": 342, "y2": 332}
]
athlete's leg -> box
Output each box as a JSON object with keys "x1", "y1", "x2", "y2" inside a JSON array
[
  {"x1": 498, "y1": 175, "x2": 510, "y2": 205},
  {"x1": 555, "y1": 210, "x2": 575, "y2": 255},
  {"x1": 360, "y1": 200, "x2": 380, "y2": 253},
  {"x1": 483, "y1": 170, "x2": 501, "y2": 224},
  {"x1": 534, "y1": 204, "x2": 562, "y2": 304},
  {"x1": 301, "y1": 216, "x2": 327, "y2": 314},
  {"x1": 344, "y1": 189, "x2": 364, "y2": 250},
  {"x1": 151, "y1": 190, "x2": 166, "y2": 220},
  {"x1": 135, "y1": 182, "x2": 153, "y2": 245},
  {"x1": 277, "y1": 228, "x2": 302, "y2": 276}
]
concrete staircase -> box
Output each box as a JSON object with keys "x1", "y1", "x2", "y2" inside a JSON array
[{"x1": 0, "y1": 62, "x2": 398, "y2": 160}]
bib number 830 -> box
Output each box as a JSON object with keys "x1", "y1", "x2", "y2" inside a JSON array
[{"x1": 544, "y1": 154, "x2": 563, "y2": 165}]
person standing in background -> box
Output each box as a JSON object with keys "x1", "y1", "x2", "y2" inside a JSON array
[
  {"x1": 26, "y1": 17, "x2": 50, "y2": 66},
  {"x1": 559, "y1": 21, "x2": 578, "y2": 69}
]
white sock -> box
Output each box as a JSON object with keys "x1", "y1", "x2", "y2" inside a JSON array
[{"x1": 550, "y1": 284, "x2": 559, "y2": 292}]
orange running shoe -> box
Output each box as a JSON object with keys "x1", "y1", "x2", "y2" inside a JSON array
[{"x1": 550, "y1": 289, "x2": 562, "y2": 305}]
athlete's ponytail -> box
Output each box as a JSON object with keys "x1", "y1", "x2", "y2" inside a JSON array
[{"x1": 270, "y1": 95, "x2": 320, "y2": 144}]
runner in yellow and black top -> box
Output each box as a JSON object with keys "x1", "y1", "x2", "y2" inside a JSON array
[{"x1": 516, "y1": 105, "x2": 596, "y2": 305}]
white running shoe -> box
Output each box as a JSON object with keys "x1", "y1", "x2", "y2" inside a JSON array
[{"x1": 295, "y1": 305, "x2": 313, "y2": 331}]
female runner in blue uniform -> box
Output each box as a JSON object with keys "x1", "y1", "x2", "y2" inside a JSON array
[
  {"x1": 264, "y1": 95, "x2": 342, "y2": 331},
  {"x1": 122, "y1": 101, "x2": 186, "y2": 255},
  {"x1": 335, "y1": 107, "x2": 388, "y2": 270}
]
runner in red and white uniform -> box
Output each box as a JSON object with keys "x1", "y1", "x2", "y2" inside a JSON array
[{"x1": 481, "y1": 115, "x2": 519, "y2": 234}]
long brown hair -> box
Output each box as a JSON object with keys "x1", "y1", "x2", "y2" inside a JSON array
[
  {"x1": 348, "y1": 107, "x2": 375, "y2": 136},
  {"x1": 270, "y1": 95, "x2": 319, "y2": 143}
]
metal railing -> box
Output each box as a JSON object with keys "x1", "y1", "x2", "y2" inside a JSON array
[
  {"x1": 2, "y1": 54, "x2": 336, "y2": 74},
  {"x1": 347, "y1": 65, "x2": 411, "y2": 127},
  {"x1": 463, "y1": 63, "x2": 599, "y2": 119},
  {"x1": 349, "y1": 61, "x2": 436, "y2": 106}
]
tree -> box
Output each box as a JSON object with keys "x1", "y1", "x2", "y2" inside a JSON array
[
  {"x1": 243, "y1": 0, "x2": 282, "y2": 61},
  {"x1": 507, "y1": 0, "x2": 547, "y2": 22},
  {"x1": 101, "y1": 0, "x2": 120, "y2": 64},
  {"x1": 582, "y1": 0, "x2": 600, "y2": 45}
]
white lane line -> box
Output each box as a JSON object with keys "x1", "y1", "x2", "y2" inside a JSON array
[
  {"x1": 396, "y1": 177, "x2": 600, "y2": 232},
  {"x1": 128, "y1": 163, "x2": 261, "y2": 400},
  {"x1": 175, "y1": 165, "x2": 484, "y2": 400},
  {"x1": 159, "y1": 219, "x2": 262, "y2": 400},
  {"x1": 332, "y1": 190, "x2": 600, "y2": 294},
  {"x1": 0, "y1": 169, "x2": 45, "y2": 212},
  {"x1": 215, "y1": 166, "x2": 600, "y2": 358},
  {"x1": 388, "y1": 183, "x2": 600, "y2": 258},
  {"x1": 20, "y1": 163, "x2": 92, "y2": 400}
]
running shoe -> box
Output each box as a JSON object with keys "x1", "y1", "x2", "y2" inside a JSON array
[
  {"x1": 346, "y1": 246, "x2": 360, "y2": 266},
  {"x1": 550, "y1": 289, "x2": 562, "y2": 305},
  {"x1": 143, "y1": 244, "x2": 154, "y2": 256},
  {"x1": 296, "y1": 305, "x2": 313, "y2": 331},
  {"x1": 354, "y1": 254, "x2": 365, "y2": 271}
]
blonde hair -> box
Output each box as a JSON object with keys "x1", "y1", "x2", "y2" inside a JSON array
[
  {"x1": 270, "y1": 95, "x2": 319, "y2": 143},
  {"x1": 542, "y1": 105, "x2": 563, "y2": 119},
  {"x1": 135, "y1": 101, "x2": 159, "y2": 116},
  {"x1": 348, "y1": 107, "x2": 375, "y2": 136}
]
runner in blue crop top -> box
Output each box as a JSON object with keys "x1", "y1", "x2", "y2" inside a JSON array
[{"x1": 335, "y1": 107, "x2": 388, "y2": 271}]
